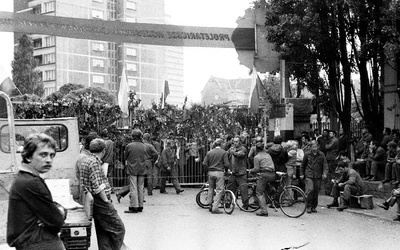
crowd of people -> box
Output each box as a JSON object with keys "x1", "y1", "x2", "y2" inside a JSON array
[{"x1": 6, "y1": 124, "x2": 400, "y2": 249}]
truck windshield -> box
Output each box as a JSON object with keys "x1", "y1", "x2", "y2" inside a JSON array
[{"x1": 0, "y1": 124, "x2": 68, "y2": 153}]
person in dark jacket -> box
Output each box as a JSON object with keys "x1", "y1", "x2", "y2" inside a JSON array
[
  {"x1": 143, "y1": 133, "x2": 159, "y2": 196},
  {"x1": 365, "y1": 140, "x2": 386, "y2": 181},
  {"x1": 7, "y1": 133, "x2": 67, "y2": 250},
  {"x1": 327, "y1": 161, "x2": 365, "y2": 211},
  {"x1": 227, "y1": 136, "x2": 248, "y2": 204},
  {"x1": 268, "y1": 135, "x2": 288, "y2": 173},
  {"x1": 124, "y1": 129, "x2": 147, "y2": 213},
  {"x1": 202, "y1": 138, "x2": 230, "y2": 214},
  {"x1": 300, "y1": 141, "x2": 328, "y2": 213},
  {"x1": 160, "y1": 139, "x2": 184, "y2": 194}
]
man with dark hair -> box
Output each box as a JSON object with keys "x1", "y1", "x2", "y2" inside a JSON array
[
  {"x1": 381, "y1": 127, "x2": 392, "y2": 150},
  {"x1": 365, "y1": 140, "x2": 386, "y2": 181},
  {"x1": 382, "y1": 141, "x2": 398, "y2": 184},
  {"x1": 160, "y1": 139, "x2": 184, "y2": 194},
  {"x1": 328, "y1": 162, "x2": 365, "y2": 211},
  {"x1": 227, "y1": 136, "x2": 248, "y2": 205},
  {"x1": 268, "y1": 135, "x2": 288, "y2": 173},
  {"x1": 249, "y1": 137, "x2": 276, "y2": 216},
  {"x1": 79, "y1": 138, "x2": 125, "y2": 249},
  {"x1": 7, "y1": 133, "x2": 66, "y2": 250},
  {"x1": 143, "y1": 133, "x2": 159, "y2": 196},
  {"x1": 325, "y1": 130, "x2": 340, "y2": 194},
  {"x1": 76, "y1": 133, "x2": 98, "y2": 204},
  {"x1": 124, "y1": 129, "x2": 148, "y2": 213},
  {"x1": 300, "y1": 141, "x2": 328, "y2": 213},
  {"x1": 317, "y1": 129, "x2": 330, "y2": 156},
  {"x1": 202, "y1": 138, "x2": 230, "y2": 214},
  {"x1": 100, "y1": 129, "x2": 115, "y2": 193}
]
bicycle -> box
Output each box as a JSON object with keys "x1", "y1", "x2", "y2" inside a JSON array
[
  {"x1": 235, "y1": 171, "x2": 307, "y2": 218},
  {"x1": 195, "y1": 175, "x2": 236, "y2": 214}
]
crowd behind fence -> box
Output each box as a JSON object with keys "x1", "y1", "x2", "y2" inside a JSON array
[{"x1": 111, "y1": 121, "x2": 364, "y2": 187}]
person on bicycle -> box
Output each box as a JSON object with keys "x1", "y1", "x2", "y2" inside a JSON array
[
  {"x1": 300, "y1": 141, "x2": 328, "y2": 214},
  {"x1": 202, "y1": 138, "x2": 230, "y2": 214},
  {"x1": 249, "y1": 137, "x2": 276, "y2": 217}
]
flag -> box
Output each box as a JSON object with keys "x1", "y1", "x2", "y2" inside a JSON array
[
  {"x1": 161, "y1": 80, "x2": 170, "y2": 109},
  {"x1": 0, "y1": 65, "x2": 16, "y2": 95},
  {"x1": 248, "y1": 66, "x2": 265, "y2": 113},
  {"x1": 118, "y1": 67, "x2": 129, "y2": 115}
]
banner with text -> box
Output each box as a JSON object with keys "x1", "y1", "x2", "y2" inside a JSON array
[{"x1": 0, "y1": 11, "x2": 254, "y2": 50}]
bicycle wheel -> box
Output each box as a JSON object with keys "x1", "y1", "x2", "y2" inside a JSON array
[
  {"x1": 235, "y1": 183, "x2": 260, "y2": 212},
  {"x1": 223, "y1": 190, "x2": 236, "y2": 214},
  {"x1": 196, "y1": 188, "x2": 212, "y2": 209},
  {"x1": 279, "y1": 186, "x2": 306, "y2": 218}
]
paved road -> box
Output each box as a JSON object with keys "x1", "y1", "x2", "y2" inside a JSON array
[{"x1": 89, "y1": 188, "x2": 398, "y2": 250}]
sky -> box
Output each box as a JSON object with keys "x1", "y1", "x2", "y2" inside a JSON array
[{"x1": 0, "y1": 0, "x2": 252, "y2": 102}]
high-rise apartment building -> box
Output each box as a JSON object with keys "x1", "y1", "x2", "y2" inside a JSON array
[{"x1": 14, "y1": 0, "x2": 184, "y2": 107}]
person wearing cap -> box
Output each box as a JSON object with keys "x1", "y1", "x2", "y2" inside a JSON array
[
  {"x1": 300, "y1": 141, "x2": 328, "y2": 213},
  {"x1": 202, "y1": 138, "x2": 230, "y2": 214},
  {"x1": 78, "y1": 138, "x2": 125, "y2": 249},
  {"x1": 7, "y1": 133, "x2": 66, "y2": 250},
  {"x1": 143, "y1": 133, "x2": 159, "y2": 196},
  {"x1": 249, "y1": 137, "x2": 276, "y2": 216},
  {"x1": 124, "y1": 129, "x2": 148, "y2": 213}
]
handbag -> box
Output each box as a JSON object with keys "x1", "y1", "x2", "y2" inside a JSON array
[{"x1": 83, "y1": 187, "x2": 94, "y2": 220}]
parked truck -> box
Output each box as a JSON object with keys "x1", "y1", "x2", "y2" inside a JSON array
[{"x1": 0, "y1": 92, "x2": 91, "y2": 249}]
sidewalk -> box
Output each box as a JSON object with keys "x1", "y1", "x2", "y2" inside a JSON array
[{"x1": 318, "y1": 195, "x2": 398, "y2": 223}]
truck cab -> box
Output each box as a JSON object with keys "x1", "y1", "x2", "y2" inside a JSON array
[{"x1": 0, "y1": 92, "x2": 83, "y2": 246}]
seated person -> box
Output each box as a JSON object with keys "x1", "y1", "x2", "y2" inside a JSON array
[
  {"x1": 352, "y1": 141, "x2": 370, "y2": 178},
  {"x1": 376, "y1": 187, "x2": 400, "y2": 222},
  {"x1": 382, "y1": 141, "x2": 397, "y2": 184},
  {"x1": 365, "y1": 141, "x2": 386, "y2": 181},
  {"x1": 326, "y1": 161, "x2": 365, "y2": 211},
  {"x1": 392, "y1": 146, "x2": 400, "y2": 186}
]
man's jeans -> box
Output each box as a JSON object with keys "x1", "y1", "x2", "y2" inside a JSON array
[
  {"x1": 256, "y1": 171, "x2": 276, "y2": 212},
  {"x1": 93, "y1": 196, "x2": 125, "y2": 250},
  {"x1": 129, "y1": 175, "x2": 145, "y2": 208},
  {"x1": 208, "y1": 171, "x2": 225, "y2": 212},
  {"x1": 227, "y1": 174, "x2": 248, "y2": 204}
]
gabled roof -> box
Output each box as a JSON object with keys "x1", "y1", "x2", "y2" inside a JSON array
[{"x1": 201, "y1": 76, "x2": 252, "y2": 94}]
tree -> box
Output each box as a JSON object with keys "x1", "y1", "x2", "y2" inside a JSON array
[
  {"x1": 11, "y1": 34, "x2": 44, "y2": 97},
  {"x1": 45, "y1": 83, "x2": 84, "y2": 102},
  {"x1": 64, "y1": 87, "x2": 116, "y2": 105},
  {"x1": 262, "y1": 0, "x2": 388, "y2": 139}
]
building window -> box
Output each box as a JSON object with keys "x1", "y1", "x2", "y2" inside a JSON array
[
  {"x1": 92, "y1": 58, "x2": 105, "y2": 68},
  {"x1": 43, "y1": 70, "x2": 55, "y2": 81},
  {"x1": 127, "y1": 77, "x2": 137, "y2": 87},
  {"x1": 125, "y1": 17, "x2": 137, "y2": 23},
  {"x1": 126, "y1": 1, "x2": 137, "y2": 10},
  {"x1": 93, "y1": 75, "x2": 105, "y2": 84},
  {"x1": 126, "y1": 48, "x2": 137, "y2": 57},
  {"x1": 44, "y1": 36, "x2": 55, "y2": 47},
  {"x1": 42, "y1": 2, "x2": 55, "y2": 13},
  {"x1": 126, "y1": 63, "x2": 137, "y2": 71},
  {"x1": 92, "y1": 42, "x2": 105, "y2": 51},
  {"x1": 43, "y1": 53, "x2": 55, "y2": 64},
  {"x1": 92, "y1": 10, "x2": 104, "y2": 19}
]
